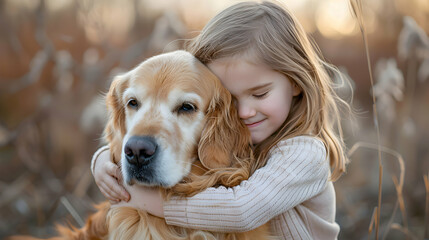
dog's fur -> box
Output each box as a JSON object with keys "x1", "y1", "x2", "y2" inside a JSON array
[{"x1": 10, "y1": 51, "x2": 273, "y2": 240}]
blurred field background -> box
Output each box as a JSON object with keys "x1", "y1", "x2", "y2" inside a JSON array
[{"x1": 0, "y1": 0, "x2": 428, "y2": 239}]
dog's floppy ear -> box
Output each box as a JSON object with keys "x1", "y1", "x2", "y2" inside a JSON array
[
  {"x1": 103, "y1": 74, "x2": 129, "y2": 164},
  {"x1": 198, "y1": 83, "x2": 252, "y2": 169}
]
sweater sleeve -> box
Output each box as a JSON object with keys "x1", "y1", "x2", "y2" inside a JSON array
[
  {"x1": 91, "y1": 145, "x2": 110, "y2": 175},
  {"x1": 163, "y1": 136, "x2": 331, "y2": 232}
]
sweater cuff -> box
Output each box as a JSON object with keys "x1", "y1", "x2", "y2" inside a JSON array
[
  {"x1": 163, "y1": 197, "x2": 189, "y2": 227},
  {"x1": 91, "y1": 145, "x2": 110, "y2": 175}
]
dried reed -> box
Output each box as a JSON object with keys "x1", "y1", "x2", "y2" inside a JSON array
[
  {"x1": 348, "y1": 142, "x2": 409, "y2": 239},
  {"x1": 349, "y1": 0, "x2": 384, "y2": 238},
  {"x1": 424, "y1": 173, "x2": 429, "y2": 239}
]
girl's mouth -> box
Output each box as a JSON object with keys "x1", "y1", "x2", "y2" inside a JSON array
[{"x1": 245, "y1": 119, "x2": 265, "y2": 128}]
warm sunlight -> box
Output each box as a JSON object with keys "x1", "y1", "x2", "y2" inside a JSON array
[{"x1": 315, "y1": 0, "x2": 358, "y2": 39}]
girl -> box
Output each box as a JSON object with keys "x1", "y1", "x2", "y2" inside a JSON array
[{"x1": 92, "y1": 1, "x2": 351, "y2": 239}]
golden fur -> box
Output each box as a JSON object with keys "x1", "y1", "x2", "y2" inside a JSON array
[{"x1": 9, "y1": 51, "x2": 274, "y2": 240}]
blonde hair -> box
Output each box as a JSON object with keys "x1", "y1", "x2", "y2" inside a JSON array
[{"x1": 186, "y1": 1, "x2": 351, "y2": 181}]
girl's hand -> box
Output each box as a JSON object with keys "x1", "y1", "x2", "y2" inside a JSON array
[{"x1": 93, "y1": 149, "x2": 130, "y2": 203}]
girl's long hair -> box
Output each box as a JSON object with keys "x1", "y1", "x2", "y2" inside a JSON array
[{"x1": 186, "y1": 1, "x2": 351, "y2": 181}]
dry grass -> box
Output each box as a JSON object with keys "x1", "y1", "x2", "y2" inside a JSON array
[{"x1": 349, "y1": 0, "x2": 384, "y2": 238}]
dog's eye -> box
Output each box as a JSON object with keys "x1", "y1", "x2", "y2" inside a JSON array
[
  {"x1": 127, "y1": 99, "x2": 139, "y2": 109},
  {"x1": 177, "y1": 102, "x2": 196, "y2": 114}
]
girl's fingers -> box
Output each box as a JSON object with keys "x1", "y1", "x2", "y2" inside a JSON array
[
  {"x1": 99, "y1": 182, "x2": 116, "y2": 201},
  {"x1": 100, "y1": 187, "x2": 119, "y2": 203},
  {"x1": 103, "y1": 177, "x2": 130, "y2": 202},
  {"x1": 105, "y1": 162, "x2": 120, "y2": 178},
  {"x1": 115, "y1": 183, "x2": 130, "y2": 202},
  {"x1": 100, "y1": 181, "x2": 123, "y2": 202},
  {"x1": 106, "y1": 162, "x2": 125, "y2": 184},
  {"x1": 96, "y1": 161, "x2": 129, "y2": 201},
  {"x1": 116, "y1": 167, "x2": 123, "y2": 183},
  {"x1": 108, "y1": 163, "x2": 125, "y2": 191}
]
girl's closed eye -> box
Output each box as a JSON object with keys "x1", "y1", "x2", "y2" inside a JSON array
[{"x1": 253, "y1": 91, "x2": 269, "y2": 99}]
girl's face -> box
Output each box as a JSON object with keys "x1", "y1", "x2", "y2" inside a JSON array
[{"x1": 208, "y1": 57, "x2": 301, "y2": 144}]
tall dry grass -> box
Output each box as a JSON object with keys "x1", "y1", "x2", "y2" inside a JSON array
[
  {"x1": 342, "y1": 0, "x2": 429, "y2": 239},
  {"x1": 349, "y1": 0, "x2": 385, "y2": 238}
]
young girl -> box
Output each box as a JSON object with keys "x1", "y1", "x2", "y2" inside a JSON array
[{"x1": 92, "y1": 1, "x2": 351, "y2": 239}]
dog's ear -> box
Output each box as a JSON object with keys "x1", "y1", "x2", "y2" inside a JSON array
[
  {"x1": 104, "y1": 74, "x2": 129, "y2": 164},
  {"x1": 198, "y1": 83, "x2": 252, "y2": 169}
]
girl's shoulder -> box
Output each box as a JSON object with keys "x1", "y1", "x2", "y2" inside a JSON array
[{"x1": 268, "y1": 135, "x2": 327, "y2": 160}]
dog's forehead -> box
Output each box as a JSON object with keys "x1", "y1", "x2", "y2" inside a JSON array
[{"x1": 129, "y1": 53, "x2": 216, "y2": 100}]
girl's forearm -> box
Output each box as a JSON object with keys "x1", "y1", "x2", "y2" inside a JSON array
[{"x1": 112, "y1": 185, "x2": 165, "y2": 218}]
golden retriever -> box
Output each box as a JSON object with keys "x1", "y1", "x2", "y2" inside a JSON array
[{"x1": 10, "y1": 50, "x2": 273, "y2": 240}]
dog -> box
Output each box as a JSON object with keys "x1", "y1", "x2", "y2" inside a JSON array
[{"x1": 10, "y1": 50, "x2": 273, "y2": 240}]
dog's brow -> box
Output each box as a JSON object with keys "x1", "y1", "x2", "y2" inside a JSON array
[
  {"x1": 123, "y1": 88, "x2": 146, "y2": 102},
  {"x1": 169, "y1": 91, "x2": 203, "y2": 105}
]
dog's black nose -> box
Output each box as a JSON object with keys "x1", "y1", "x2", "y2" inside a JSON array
[{"x1": 124, "y1": 136, "x2": 157, "y2": 166}]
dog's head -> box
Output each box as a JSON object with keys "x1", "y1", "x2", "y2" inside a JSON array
[{"x1": 104, "y1": 50, "x2": 251, "y2": 188}]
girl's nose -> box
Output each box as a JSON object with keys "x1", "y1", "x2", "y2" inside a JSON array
[{"x1": 237, "y1": 101, "x2": 256, "y2": 119}]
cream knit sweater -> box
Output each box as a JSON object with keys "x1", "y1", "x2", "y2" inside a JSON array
[{"x1": 163, "y1": 136, "x2": 340, "y2": 239}]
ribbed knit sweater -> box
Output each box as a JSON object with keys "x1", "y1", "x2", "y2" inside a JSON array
[{"x1": 163, "y1": 136, "x2": 340, "y2": 239}]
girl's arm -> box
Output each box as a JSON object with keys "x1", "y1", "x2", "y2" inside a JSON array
[
  {"x1": 163, "y1": 136, "x2": 330, "y2": 232},
  {"x1": 96, "y1": 136, "x2": 330, "y2": 231}
]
